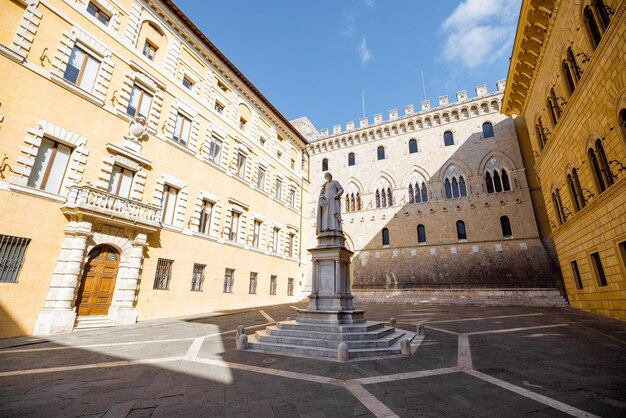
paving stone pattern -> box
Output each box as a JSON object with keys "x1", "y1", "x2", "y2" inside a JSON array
[{"x1": 1, "y1": 302, "x2": 625, "y2": 417}]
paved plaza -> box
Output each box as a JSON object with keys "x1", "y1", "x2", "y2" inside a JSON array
[{"x1": 1, "y1": 302, "x2": 625, "y2": 417}]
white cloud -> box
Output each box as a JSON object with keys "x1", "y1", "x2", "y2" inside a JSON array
[
  {"x1": 365, "y1": 0, "x2": 376, "y2": 8},
  {"x1": 341, "y1": 13, "x2": 356, "y2": 38},
  {"x1": 357, "y1": 36, "x2": 374, "y2": 63},
  {"x1": 440, "y1": 0, "x2": 520, "y2": 69}
]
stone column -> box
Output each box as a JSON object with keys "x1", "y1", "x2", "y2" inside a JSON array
[
  {"x1": 108, "y1": 232, "x2": 147, "y2": 326},
  {"x1": 33, "y1": 217, "x2": 92, "y2": 336}
]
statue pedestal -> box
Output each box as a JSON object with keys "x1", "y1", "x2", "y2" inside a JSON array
[{"x1": 297, "y1": 232, "x2": 365, "y2": 324}]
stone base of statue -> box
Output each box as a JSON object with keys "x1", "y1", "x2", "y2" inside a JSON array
[{"x1": 248, "y1": 231, "x2": 416, "y2": 361}]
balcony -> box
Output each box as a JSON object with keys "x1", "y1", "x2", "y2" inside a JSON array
[{"x1": 62, "y1": 186, "x2": 161, "y2": 231}]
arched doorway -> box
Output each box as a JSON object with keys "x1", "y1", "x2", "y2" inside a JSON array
[{"x1": 76, "y1": 245, "x2": 120, "y2": 316}]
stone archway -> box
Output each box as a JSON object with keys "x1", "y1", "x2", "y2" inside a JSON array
[{"x1": 76, "y1": 245, "x2": 120, "y2": 316}]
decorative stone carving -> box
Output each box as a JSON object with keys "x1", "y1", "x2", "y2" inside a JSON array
[{"x1": 123, "y1": 117, "x2": 149, "y2": 152}]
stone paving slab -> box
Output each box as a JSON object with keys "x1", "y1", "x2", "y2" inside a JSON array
[{"x1": 1, "y1": 302, "x2": 625, "y2": 417}]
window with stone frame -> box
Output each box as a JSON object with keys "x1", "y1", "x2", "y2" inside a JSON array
[
  {"x1": 377, "y1": 146, "x2": 385, "y2": 160},
  {"x1": 236, "y1": 153, "x2": 246, "y2": 178},
  {"x1": 153, "y1": 258, "x2": 173, "y2": 290},
  {"x1": 229, "y1": 211, "x2": 240, "y2": 241},
  {"x1": 567, "y1": 168, "x2": 586, "y2": 212},
  {"x1": 249, "y1": 272, "x2": 257, "y2": 294},
  {"x1": 444, "y1": 176, "x2": 467, "y2": 199},
  {"x1": 482, "y1": 122, "x2": 495, "y2": 138},
  {"x1": 63, "y1": 46, "x2": 101, "y2": 93},
  {"x1": 417, "y1": 224, "x2": 426, "y2": 244},
  {"x1": 271, "y1": 227, "x2": 280, "y2": 253},
  {"x1": 287, "y1": 278, "x2": 294, "y2": 296},
  {"x1": 618, "y1": 241, "x2": 626, "y2": 272},
  {"x1": 191, "y1": 263, "x2": 205, "y2": 291},
  {"x1": 290, "y1": 189, "x2": 297, "y2": 208},
  {"x1": 172, "y1": 113, "x2": 191, "y2": 146},
  {"x1": 161, "y1": 185, "x2": 179, "y2": 225},
  {"x1": 182, "y1": 76, "x2": 194, "y2": 91},
  {"x1": 456, "y1": 220, "x2": 467, "y2": 241},
  {"x1": 107, "y1": 165, "x2": 134, "y2": 198},
  {"x1": 500, "y1": 216, "x2": 513, "y2": 238},
  {"x1": 223, "y1": 268, "x2": 235, "y2": 293},
  {"x1": 27, "y1": 138, "x2": 73, "y2": 195},
  {"x1": 252, "y1": 220, "x2": 262, "y2": 248},
  {"x1": 198, "y1": 199, "x2": 213, "y2": 234},
  {"x1": 275, "y1": 178, "x2": 283, "y2": 201},
  {"x1": 408, "y1": 139, "x2": 418, "y2": 154},
  {"x1": 348, "y1": 152, "x2": 356, "y2": 166},
  {"x1": 590, "y1": 252, "x2": 608, "y2": 287},
  {"x1": 322, "y1": 158, "x2": 328, "y2": 171},
  {"x1": 142, "y1": 39, "x2": 158, "y2": 61},
  {"x1": 619, "y1": 109, "x2": 626, "y2": 143},
  {"x1": 256, "y1": 167, "x2": 266, "y2": 190},
  {"x1": 0, "y1": 235, "x2": 31, "y2": 283},
  {"x1": 551, "y1": 188, "x2": 566, "y2": 225},
  {"x1": 126, "y1": 84, "x2": 153, "y2": 119},
  {"x1": 485, "y1": 169, "x2": 511, "y2": 194},
  {"x1": 588, "y1": 138, "x2": 614, "y2": 193},
  {"x1": 570, "y1": 260, "x2": 583, "y2": 290},
  {"x1": 214, "y1": 100, "x2": 225, "y2": 114},
  {"x1": 443, "y1": 131, "x2": 454, "y2": 146},
  {"x1": 381, "y1": 228, "x2": 390, "y2": 246},
  {"x1": 87, "y1": 2, "x2": 111, "y2": 26},
  {"x1": 207, "y1": 136, "x2": 222, "y2": 164},
  {"x1": 270, "y1": 275, "x2": 277, "y2": 295},
  {"x1": 287, "y1": 233, "x2": 295, "y2": 257}
]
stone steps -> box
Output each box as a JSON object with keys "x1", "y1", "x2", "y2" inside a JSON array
[
  {"x1": 73, "y1": 315, "x2": 117, "y2": 330},
  {"x1": 274, "y1": 320, "x2": 385, "y2": 333},
  {"x1": 256, "y1": 327, "x2": 404, "y2": 349},
  {"x1": 265, "y1": 324, "x2": 396, "y2": 341}
]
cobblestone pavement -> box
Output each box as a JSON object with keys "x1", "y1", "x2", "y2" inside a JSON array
[{"x1": 1, "y1": 302, "x2": 625, "y2": 417}]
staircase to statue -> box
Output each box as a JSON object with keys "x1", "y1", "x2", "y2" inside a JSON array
[{"x1": 248, "y1": 320, "x2": 416, "y2": 359}]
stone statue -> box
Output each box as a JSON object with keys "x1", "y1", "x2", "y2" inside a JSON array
[{"x1": 317, "y1": 172, "x2": 344, "y2": 235}]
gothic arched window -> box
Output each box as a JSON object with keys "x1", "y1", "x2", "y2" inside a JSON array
[
  {"x1": 382, "y1": 228, "x2": 390, "y2": 246},
  {"x1": 552, "y1": 189, "x2": 565, "y2": 225},
  {"x1": 584, "y1": 5, "x2": 602, "y2": 48},
  {"x1": 589, "y1": 138, "x2": 614, "y2": 193},
  {"x1": 417, "y1": 224, "x2": 426, "y2": 243},
  {"x1": 322, "y1": 158, "x2": 328, "y2": 171},
  {"x1": 567, "y1": 168, "x2": 586, "y2": 212},
  {"x1": 409, "y1": 139, "x2": 418, "y2": 154},
  {"x1": 387, "y1": 188, "x2": 393, "y2": 207},
  {"x1": 619, "y1": 109, "x2": 626, "y2": 143},
  {"x1": 459, "y1": 176, "x2": 467, "y2": 197},
  {"x1": 381, "y1": 189, "x2": 387, "y2": 207},
  {"x1": 408, "y1": 184, "x2": 414, "y2": 204},
  {"x1": 375, "y1": 190, "x2": 381, "y2": 208},
  {"x1": 350, "y1": 194, "x2": 356, "y2": 212},
  {"x1": 456, "y1": 220, "x2": 467, "y2": 240},
  {"x1": 348, "y1": 152, "x2": 355, "y2": 166},
  {"x1": 535, "y1": 117, "x2": 547, "y2": 149},
  {"x1": 494, "y1": 171, "x2": 503, "y2": 192},
  {"x1": 562, "y1": 59, "x2": 576, "y2": 94},
  {"x1": 482, "y1": 122, "x2": 494, "y2": 138},
  {"x1": 452, "y1": 178, "x2": 460, "y2": 198},
  {"x1": 414, "y1": 183, "x2": 421, "y2": 203},
  {"x1": 444, "y1": 178, "x2": 452, "y2": 199},
  {"x1": 500, "y1": 216, "x2": 512, "y2": 238},
  {"x1": 485, "y1": 172, "x2": 494, "y2": 193},
  {"x1": 356, "y1": 192, "x2": 362, "y2": 210},
  {"x1": 421, "y1": 182, "x2": 428, "y2": 202},
  {"x1": 345, "y1": 195, "x2": 350, "y2": 212}
]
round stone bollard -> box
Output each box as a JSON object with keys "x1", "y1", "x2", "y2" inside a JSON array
[
  {"x1": 236, "y1": 325, "x2": 245, "y2": 339},
  {"x1": 337, "y1": 343, "x2": 349, "y2": 362},
  {"x1": 237, "y1": 334, "x2": 248, "y2": 351},
  {"x1": 400, "y1": 338, "x2": 411, "y2": 356},
  {"x1": 417, "y1": 322, "x2": 425, "y2": 336},
  {"x1": 389, "y1": 317, "x2": 397, "y2": 327}
]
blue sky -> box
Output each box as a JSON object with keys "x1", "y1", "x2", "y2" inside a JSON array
[{"x1": 173, "y1": 0, "x2": 521, "y2": 132}]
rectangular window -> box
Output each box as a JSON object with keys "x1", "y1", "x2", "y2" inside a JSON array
[
  {"x1": 270, "y1": 275, "x2": 277, "y2": 295},
  {"x1": 249, "y1": 272, "x2": 257, "y2": 294},
  {"x1": 257, "y1": 167, "x2": 266, "y2": 190},
  {"x1": 217, "y1": 80, "x2": 228, "y2": 92},
  {"x1": 63, "y1": 46, "x2": 100, "y2": 92},
  {"x1": 272, "y1": 227, "x2": 280, "y2": 253},
  {"x1": 107, "y1": 165, "x2": 134, "y2": 198},
  {"x1": 214, "y1": 101, "x2": 224, "y2": 114},
  {"x1": 161, "y1": 185, "x2": 179, "y2": 225},
  {"x1": 0, "y1": 235, "x2": 31, "y2": 283},
  {"x1": 191, "y1": 263, "x2": 205, "y2": 291},
  {"x1": 570, "y1": 260, "x2": 583, "y2": 290},
  {"x1": 208, "y1": 137, "x2": 222, "y2": 164},
  {"x1": 143, "y1": 40, "x2": 157, "y2": 61},
  {"x1": 590, "y1": 252, "x2": 608, "y2": 286},
  {"x1": 173, "y1": 113, "x2": 191, "y2": 146},
  {"x1": 290, "y1": 158, "x2": 296, "y2": 170},
  {"x1": 198, "y1": 200, "x2": 213, "y2": 234},
  {"x1": 287, "y1": 278, "x2": 294, "y2": 296},
  {"x1": 287, "y1": 233, "x2": 295, "y2": 257},
  {"x1": 87, "y1": 2, "x2": 111, "y2": 26},
  {"x1": 239, "y1": 117, "x2": 247, "y2": 131},
  {"x1": 290, "y1": 190, "x2": 296, "y2": 208},
  {"x1": 153, "y1": 258, "x2": 173, "y2": 290},
  {"x1": 275, "y1": 178, "x2": 282, "y2": 201},
  {"x1": 229, "y1": 211, "x2": 240, "y2": 241},
  {"x1": 252, "y1": 220, "x2": 261, "y2": 248},
  {"x1": 126, "y1": 84, "x2": 153, "y2": 118},
  {"x1": 223, "y1": 268, "x2": 234, "y2": 293},
  {"x1": 27, "y1": 138, "x2": 72, "y2": 194},
  {"x1": 236, "y1": 153, "x2": 246, "y2": 178},
  {"x1": 619, "y1": 241, "x2": 626, "y2": 271},
  {"x1": 182, "y1": 76, "x2": 194, "y2": 90}
]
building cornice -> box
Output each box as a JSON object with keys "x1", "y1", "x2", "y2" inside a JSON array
[{"x1": 502, "y1": 0, "x2": 559, "y2": 116}]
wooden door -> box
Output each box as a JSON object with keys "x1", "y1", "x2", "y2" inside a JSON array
[{"x1": 76, "y1": 245, "x2": 119, "y2": 316}]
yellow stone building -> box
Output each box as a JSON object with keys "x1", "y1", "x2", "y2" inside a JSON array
[
  {"x1": 503, "y1": 0, "x2": 626, "y2": 319},
  {"x1": 0, "y1": 0, "x2": 310, "y2": 337}
]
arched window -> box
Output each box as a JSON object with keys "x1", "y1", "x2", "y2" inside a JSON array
[
  {"x1": 485, "y1": 172, "x2": 494, "y2": 193},
  {"x1": 589, "y1": 138, "x2": 614, "y2": 193},
  {"x1": 620, "y1": 109, "x2": 626, "y2": 142},
  {"x1": 502, "y1": 170, "x2": 511, "y2": 191},
  {"x1": 452, "y1": 178, "x2": 460, "y2": 198},
  {"x1": 562, "y1": 59, "x2": 576, "y2": 95},
  {"x1": 493, "y1": 171, "x2": 502, "y2": 192},
  {"x1": 381, "y1": 189, "x2": 387, "y2": 207},
  {"x1": 417, "y1": 224, "x2": 426, "y2": 243},
  {"x1": 322, "y1": 158, "x2": 328, "y2": 171},
  {"x1": 356, "y1": 192, "x2": 361, "y2": 210},
  {"x1": 351, "y1": 194, "x2": 356, "y2": 212},
  {"x1": 444, "y1": 178, "x2": 452, "y2": 199},
  {"x1": 345, "y1": 195, "x2": 350, "y2": 212},
  {"x1": 594, "y1": 0, "x2": 611, "y2": 30},
  {"x1": 375, "y1": 190, "x2": 381, "y2": 208},
  {"x1": 482, "y1": 122, "x2": 494, "y2": 138},
  {"x1": 500, "y1": 216, "x2": 512, "y2": 238},
  {"x1": 382, "y1": 228, "x2": 390, "y2": 246},
  {"x1": 414, "y1": 183, "x2": 421, "y2": 203},
  {"x1": 443, "y1": 131, "x2": 454, "y2": 146},
  {"x1": 348, "y1": 152, "x2": 355, "y2": 166},
  {"x1": 567, "y1": 48, "x2": 581, "y2": 82},
  {"x1": 387, "y1": 188, "x2": 393, "y2": 207},
  {"x1": 459, "y1": 176, "x2": 467, "y2": 197},
  {"x1": 547, "y1": 88, "x2": 561, "y2": 126},
  {"x1": 456, "y1": 220, "x2": 467, "y2": 240},
  {"x1": 552, "y1": 189, "x2": 565, "y2": 225},
  {"x1": 421, "y1": 182, "x2": 428, "y2": 202},
  {"x1": 408, "y1": 184, "x2": 414, "y2": 204},
  {"x1": 377, "y1": 146, "x2": 385, "y2": 160},
  {"x1": 535, "y1": 117, "x2": 547, "y2": 149},
  {"x1": 584, "y1": 5, "x2": 602, "y2": 48},
  {"x1": 408, "y1": 139, "x2": 418, "y2": 154},
  {"x1": 567, "y1": 168, "x2": 586, "y2": 212}
]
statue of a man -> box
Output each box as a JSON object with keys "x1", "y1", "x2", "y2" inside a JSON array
[{"x1": 317, "y1": 172, "x2": 344, "y2": 235}]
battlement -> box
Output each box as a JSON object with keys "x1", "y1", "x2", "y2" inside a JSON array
[{"x1": 317, "y1": 80, "x2": 506, "y2": 138}]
